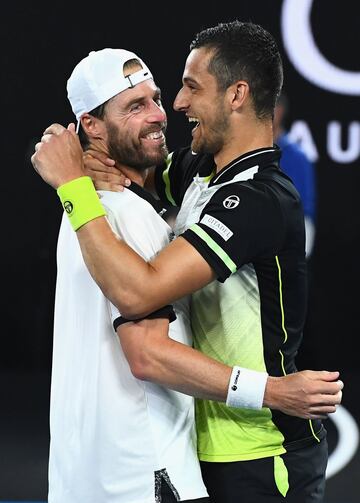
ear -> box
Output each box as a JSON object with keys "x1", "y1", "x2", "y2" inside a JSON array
[
  {"x1": 228, "y1": 81, "x2": 249, "y2": 111},
  {"x1": 80, "y1": 113, "x2": 105, "y2": 140}
]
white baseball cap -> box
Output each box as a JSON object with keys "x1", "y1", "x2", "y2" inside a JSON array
[{"x1": 67, "y1": 48, "x2": 153, "y2": 131}]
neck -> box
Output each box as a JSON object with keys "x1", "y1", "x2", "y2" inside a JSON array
[
  {"x1": 214, "y1": 117, "x2": 274, "y2": 172},
  {"x1": 88, "y1": 140, "x2": 148, "y2": 187},
  {"x1": 117, "y1": 164, "x2": 148, "y2": 187},
  {"x1": 273, "y1": 125, "x2": 285, "y2": 142}
]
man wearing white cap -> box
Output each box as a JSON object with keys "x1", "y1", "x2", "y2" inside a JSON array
[{"x1": 46, "y1": 48, "x2": 210, "y2": 503}]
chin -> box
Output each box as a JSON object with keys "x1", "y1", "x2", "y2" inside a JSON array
[{"x1": 191, "y1": 140, "x2": 204, "y2": 155}]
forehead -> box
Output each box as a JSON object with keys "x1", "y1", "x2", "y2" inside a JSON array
[
  {"x1": 112, "y1": 78, "x2": 159, "y2": 107},
  {"x1": 182, "y1": 47, "x2": 214, "y2": 82}
]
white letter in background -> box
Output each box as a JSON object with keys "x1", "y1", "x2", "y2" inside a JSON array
[
  {"x1": 327, "y1": 121, "x2": 360, "y2": 164},
  {"x1": 281, "y1": 0, "x2": 360, "y2": 95}
]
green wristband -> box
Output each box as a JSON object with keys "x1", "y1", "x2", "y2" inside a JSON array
[{"x1": 57, "y1": 176, "x2": 107, "y2": 231}]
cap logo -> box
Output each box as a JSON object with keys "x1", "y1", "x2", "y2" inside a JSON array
[{"x1": 223, "y1": 195, "x2": 240, "y2": 209}]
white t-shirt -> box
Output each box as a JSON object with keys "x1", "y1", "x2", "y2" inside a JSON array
[{"x1": 48, "y1": 187, "x2": 208, "y2": 502}]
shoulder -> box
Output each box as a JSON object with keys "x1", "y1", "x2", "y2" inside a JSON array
[
  {"x1": 168, "y1": 147, "x2": 214, "y2": 175},
  {"x1": 98, "y1": 188, "x2": 163, "y2": 232},
  {"x1": 98, "y1": 189, "x2": 171, "y2": 260},
  {"x1": 98, "y1": 189, "x2": 138, "y2": 209}
]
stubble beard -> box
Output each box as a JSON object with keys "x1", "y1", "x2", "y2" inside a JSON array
[
  {"x1": 107, "y1": 122, "x2": 168, "y2": 171},
  {"x1": 191, "y1": 100, "x2": 229, "y2": 155}
]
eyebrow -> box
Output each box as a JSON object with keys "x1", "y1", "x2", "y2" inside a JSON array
[
  {"x1": 183, "y1": 76, "x2": 199, "y2": 86},
  {"x1": 125, "y1": 86, "x2": 162, "y2": 108}
]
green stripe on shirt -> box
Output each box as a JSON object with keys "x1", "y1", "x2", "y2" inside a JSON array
[
  {"x1": 190, "y1": 224, "x2": 237, "y2": 274},
  {"x1": 162, "y1": 152, "x2": 176, "y2": 206}
]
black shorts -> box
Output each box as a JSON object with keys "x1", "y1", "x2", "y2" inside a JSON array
[
  {"x1": 200, "y1": 437, "x2": 328, "y2": 503},
  {"x1": 160, "y1": 478, "x2": 209, "y2": 502}
]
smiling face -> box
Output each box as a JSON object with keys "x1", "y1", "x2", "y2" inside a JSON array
[
  {"x1": 96, "y1": 64, "x2": 168, "y2": 171},
  {"x1": 173, "y1": 47, "x2": 230, "y2": 155}
]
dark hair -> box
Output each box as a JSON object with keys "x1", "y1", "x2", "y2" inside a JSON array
[
  {"x1": 78, "y1": 58, "x2": 142, "y2": 149},
  {"x1": 78, "y1": 102, "x2": 106, "y2": 149},
  {"x1": 190, "y1": 20, "x2": 283, "y2": 119}
]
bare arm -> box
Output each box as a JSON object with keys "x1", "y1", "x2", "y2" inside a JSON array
[{"x1": 119, "y1": 317, "x2": 343, "y2": 418}]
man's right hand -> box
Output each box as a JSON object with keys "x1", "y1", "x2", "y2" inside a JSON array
[
  {"x1": 264, "y1": 370, "x2": 343, "y2": 419},
  {"x1": 32, "y1": 123, "x2": 85, "y2": 189},
  {"x1": 83, "y1": 150, "x2": 131, "y2": 192}
]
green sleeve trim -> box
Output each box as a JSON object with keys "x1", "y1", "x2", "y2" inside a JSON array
[
  {"x1": 162, "y1": 152, "x2": 176, "y2": 206},
  {"x1": 274, "y1": 456, "x2": 289, "y2": 497},
  {"x1": 190, "y1": 224, "x2": 237, "y2": 274}
]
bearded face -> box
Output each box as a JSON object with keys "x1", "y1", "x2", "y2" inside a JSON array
[
  {"x1": 106, "y1": 118, "x2": 168, "y2": 171},
  {"x1": 190, "y1": 94, "x2": 230, "y2": 156}
]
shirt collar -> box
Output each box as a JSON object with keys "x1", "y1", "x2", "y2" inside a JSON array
[
  {"x1": 210, "y1": 146, "x2": 281, "y2": 185},
  {"x1": 128, "y1": 182, "x2": 168, "y2": 219}
]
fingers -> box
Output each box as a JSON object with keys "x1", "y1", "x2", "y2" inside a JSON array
[
  {"x1": 85, "y1": 149, "x2": 115, "y2": 166},
  {"x1": 310, "y1": 380, "x2": 343, "y2": 400},
  {"x1": 320, "y1": 370, "x2": 340, "y2": 381},
  {"x1": 305, "y1": 370, "x2": 340, "y2": 382},
  {"x1": 31, "y1": 151, "x2": 40, "y2": 173},
  {"x1": 83, "y1": 150, "x2": 131, "y2": 192},
  {"x1": 41, "y1": 133, "x2": 54, "y2": 144},
  {"x1": 43, "y1": 123, "x2": 66, "y2": 135},
  {"x1": 300, "y1": 399, "x2": 343, "y2": 419},
  {"x1": 308, "y1": 388, "x2": 342, "y2": 409}
]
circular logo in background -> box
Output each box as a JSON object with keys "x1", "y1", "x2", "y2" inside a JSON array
[{"x1": 281, "y1": 0, "x2": 360, "y2": 95}]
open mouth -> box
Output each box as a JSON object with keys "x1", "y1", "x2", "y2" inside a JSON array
[
  {"x1": 142, "y1": 130, "x2": 166, "y2": 146},
  {"x1": 188, "y1": 116, "x2": 200, "y2": 133},
  {"x1": 144, "y1": 130, "x2": 164, "y2": 141}
]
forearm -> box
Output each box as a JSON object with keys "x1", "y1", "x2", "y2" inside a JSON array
[{"x1": 120, "y1": 324, "x2": 231, "y2": 401}]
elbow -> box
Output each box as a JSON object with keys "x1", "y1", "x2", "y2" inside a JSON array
[
  {"x1": 115, "y1": 291, "x2": 154, "y2": 320},
  {"x1": 127, "y1": 352, "x2": 154, "y2": 382}
]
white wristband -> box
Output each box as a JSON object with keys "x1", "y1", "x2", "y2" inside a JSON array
[{"x1": 226, "y1": 366, "x2": 268, "y2": 410}]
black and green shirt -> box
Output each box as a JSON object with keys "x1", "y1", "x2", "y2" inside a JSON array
[{"x1": 155, "y1": 146, "x2": 325, "y2": 462}]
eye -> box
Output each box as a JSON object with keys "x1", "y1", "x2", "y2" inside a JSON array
[
  {"x1": 186, "y1": 83, "x2": 197, "y2": 93},
  {"x1": 130, "y1": 103, "x2": 144, "y2": 113}
]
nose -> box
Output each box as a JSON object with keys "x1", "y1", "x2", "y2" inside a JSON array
[
  {"x1": 148, "y1": 100, "x2": 167, "y2": 123},
  {"x1": 173, "y1": 87, "x2": 188, "y2": 112}
]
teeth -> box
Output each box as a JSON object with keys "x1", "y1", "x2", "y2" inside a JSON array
[
  {"x1": 145, "y1": 131, "x2": 162, "y2": 140},
  {"x1": 188, "y1": 117, "x2": 199, "y2": 123}
]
